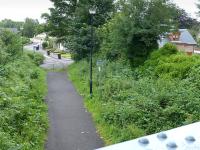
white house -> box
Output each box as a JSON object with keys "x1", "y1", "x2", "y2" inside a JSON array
[{"x1": 30, "y1": 33, "x2": 68, "y2": 51}]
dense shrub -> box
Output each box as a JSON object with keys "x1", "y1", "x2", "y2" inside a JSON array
[
  {"x1": 22, "y1": 36, "x2": 31, "y2": 45},
  {"x1": 27, "y1": 52, "x2": 44, "y2": 66},
  {"x1": 42, "y1": 42, "x2": 48, "y2": 49},
  {"x1": 0, "y1": 52, "x2": 48, "y2": 149},
  {"x1": 68, "y1": 45, "x2": 200, "y2": 144},
  {"x1": 138, "y1": 44, "x2": 200, "y2": 79},
  {"x1": 0, "y1": 30, "x2": 21, "y2": 56}
]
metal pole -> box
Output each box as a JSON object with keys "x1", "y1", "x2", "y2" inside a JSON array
[{"x1": 90, "y1": 14, "x2": 93, "y2": 97}]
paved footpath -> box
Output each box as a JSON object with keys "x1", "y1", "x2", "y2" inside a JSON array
[
  {"x1": 24, "y1": 43, "x2": 74, "y2": 69},
  {"x1": 45, "y1": 72, "x2": 104, "y2": 150}
]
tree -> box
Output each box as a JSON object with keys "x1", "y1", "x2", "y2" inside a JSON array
[
  {"x1": 174, "y1": 7, "x2": 200, "y2": 29},
  {"x1": 0, "y1": 19, "x2": 23, "y2": 30},
  {"x1": 22, "y1": 18, "x2": 39, "y2": 38},
  {"x1": 42, "y1": 0, "x2": 114, "y2": 60},
  {"x1": 98, "y1": 0, "x2": 177, "y2": 66},
  {"x1": 35, "y1": 24, "x2": 46, "y2": 35}
]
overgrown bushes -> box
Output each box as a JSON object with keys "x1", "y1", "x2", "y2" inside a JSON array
[
  {"x1": 0, "y1": 29, "x2": 48, "y2": 149},
  {"x1": 27, "y1": 52, "x2": 44, "y2": 66},
  {"x1": 68, "y1": 44, "x2": 200, "y2": 144},
  {"x1": 42, "y1": 42, "x2": 48, "y2": 49},
  {"x1": 0, "y1": 54, "x2": 48, "y2": 150}
]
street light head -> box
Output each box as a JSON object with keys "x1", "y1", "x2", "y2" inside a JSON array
[{"x1": 89, "y1": 7, "x2": 96, "y2": 15}]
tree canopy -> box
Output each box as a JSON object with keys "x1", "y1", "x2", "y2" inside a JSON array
[
  {"x1": 22, "y1": 18, "x2": 40, "y2": 38},
  {"x1": 42, "y1": 0, "x2": 114, "y2": 60},
  {"x1": 0, "y1": 19, "x2": 23, "y2": 30},
  {"x1": 97, "y1": 0, "x2": 177, "y2": 66},
  {"x1": 43, "y1": 0, "x2": 193, "y2": 65}
]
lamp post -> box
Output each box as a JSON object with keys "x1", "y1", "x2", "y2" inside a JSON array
[{"x1": 89, "y1": 7, "x2": 96, "y2": 97}]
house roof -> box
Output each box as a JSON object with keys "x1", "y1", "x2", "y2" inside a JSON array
[
  {"x1": 178, "y1": 29, "x2": 197, "y2": 45},
  {"x1": 158, "y1": 29, "x2": 197, "y2": 48}
]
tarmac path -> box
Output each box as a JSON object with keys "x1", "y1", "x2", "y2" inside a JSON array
[{"x1": 45, "y1": 72, "x2": 104, "y2": 150}]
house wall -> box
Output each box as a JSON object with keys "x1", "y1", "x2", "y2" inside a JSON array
[{"x1": 175, "y1": 44, "x2": 195, "y2": 53}]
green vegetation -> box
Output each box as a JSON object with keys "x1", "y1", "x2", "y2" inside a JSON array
[
  {"x1": 0, "y1": 30, "x2": 48, "y2": 149},
  {"x1": 42, "y1": 41, "x2": 48, "y2": 49},
  {"x1": 45, "y1": 0, "x2": 200, "y2": 146},
  {"x1": 61, "y1": 53, "x2": 71, "y2": 59},
  {"x1": 0, "y1": 19, "x2": 23, "y2": 30},
  {"x1": 0, "y1": 18, "x2": 45, "y2": 38},
  {"x1": 42, "y1": 0, "x2": 114, "y2": 60},
  {"x1": 68, "y1": 44, "x2": 200, "y2": 144}
]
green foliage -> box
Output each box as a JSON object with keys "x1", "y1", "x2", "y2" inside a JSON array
[
  {"x1": 138, "y1": 44, "x2": 200, "y2": 79},
  {"x1": 43, "y1": 0, "x2": 114, "y2": 60},
  {"x1": 22, "y1": 36, "x2": 31, "y2": 45},
  {"x1": 0, "y1": 53, "x2": 48, "y2": 149},
  {"x1": 68, "y1": 45, "x2": 200, "y2": 144},
  {"x1": 0, "y1": 30, "x2": 47, "y2": 149},
  {"x1": 23, "y1": 18, "x2": 39, "y2": 38},
  {"x1": 97, "y1": 0, "x2": 177, "y2": 67},
  {"x1": 0, "y1": 19, "x2": 23, "y2": 30},
  {"x1": 158, "y1": 43, "x2": 178, "y2": 55},
  {"x1": 27, "y1": 52, "x2": 44, "y2": 66},
  {"x1": 0, "y1": 30, "x2": 21, "y2": 57},
  {"x1": 42, "y1": 41, "x2": 48, "y2": 49}
]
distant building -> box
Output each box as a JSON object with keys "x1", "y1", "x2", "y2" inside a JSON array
[
  {"x1": 30, "y1": 33, "x2": 68, "y2": 51},
  {"x1": 158, "y1": 29, "x2": 197, "y2": 53}
]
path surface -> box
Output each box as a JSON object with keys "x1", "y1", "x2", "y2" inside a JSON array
[
  {"x1": 45, "y1": 72, "x2": 104, "y2": 150},
  {"x1": 24, "y1": 43, "x2": 73, "y2": 69}
]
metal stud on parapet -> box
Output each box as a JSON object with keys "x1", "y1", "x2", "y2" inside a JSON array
[
  {"x1": 166, "y1": 142, "x2": 177, "y2": 149},
  {"x1": 138, "y1": 138, "x2": 149, "y2": 145},
  {"x1": 95, "y1": 122, "x2": 200, "y2": 150},
  {"x1": 157, "y1": 132, "x2": 167, "y2": 140}
]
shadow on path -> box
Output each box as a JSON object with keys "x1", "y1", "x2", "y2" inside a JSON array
[{"x1": 45, "y1": 72, "x2": 104, "y2": 150}]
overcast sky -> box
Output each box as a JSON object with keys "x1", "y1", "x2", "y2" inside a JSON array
[
  {"x1": 0, "y1": 0, "x2": 53, "y2": 22},
  {"x1": 172, "y1": 0, "x2": 199, "y2": 18},
  {"x1": 0, "y1": 0, "x2": 199, "y2": 22}
]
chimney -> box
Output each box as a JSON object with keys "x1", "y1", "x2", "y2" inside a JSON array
[{"x1": 168, "y1": 32, "x2": 181, "y2": 41}]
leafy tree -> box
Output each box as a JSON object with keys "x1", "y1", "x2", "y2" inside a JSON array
[
  {"x1": 98, "y1": 0, "x2": 177, "y2": 66},
  {"x1": 22, "y1": 18, "x2": 39, "y2": 38},
  {"x1": 0, "y1": 19, "x2": 23, "y2": 30},
  {"x1": 35, "y1": 24, "x2": 46, "y2": 35},
  {"x1": 42, "y1": 0, "x2": 114, "y2": 60},
  {"x1": 174, "y1": 7, "x2": 200, "y2": 29}
]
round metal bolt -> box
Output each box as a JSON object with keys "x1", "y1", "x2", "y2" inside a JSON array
[
  {"x1": 157, "y1": 133, "x2": 167, "y2": 140},
  {"x1": 185, "y1": 136, "x2": 196, "y2": 143},
  {"x1": 166, "y1": 142, "x2": 177, "y2": 149},
  {"x1": 138, "y1": 138, "x2": 149, "y2": 145}
]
